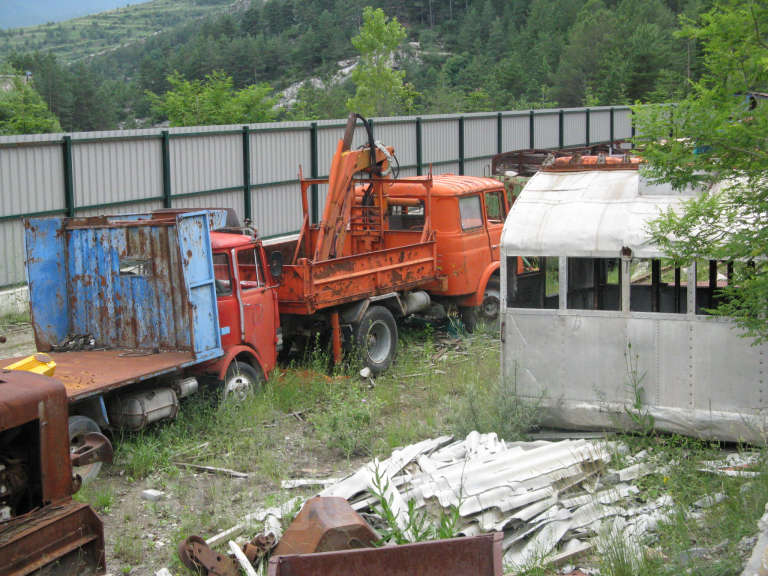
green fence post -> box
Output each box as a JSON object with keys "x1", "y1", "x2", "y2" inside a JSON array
[
  {"x1": 529, "y1": 110, "x2": 535, "y2": 149},
  {"x1": 497, "y1": 112, "x2": 503, "y2": 153},
  {"x1": 558, "y1": 109, "x2": 564, "y2": 149},
  {"x1": 161, "y1": 130, "x2": 171, "y2": 209},
  {"x1": 62, "y1": 135, "x2": 75, "y2": 217},
  {"x1": 415, "y1": 117, "x2": 423, "y2": 176},
  {"x1": 310, "y1": 122, "x2": 319, "y2": 224},
  {"x1": 585, "y1": 108, "x2": 591, "y2": 146},
  {"x1": 242, "y1": 126, "x2": 251, "y2": 221},
  {"x1": 610, "y1": 107, "x2": 615, "y2": 143},
  {"x1": 458, "y1": 116, "x2": 465, "y2": 175}
]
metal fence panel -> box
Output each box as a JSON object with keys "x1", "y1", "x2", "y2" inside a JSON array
[
  {"x1": 463, "y1": 158, "x2": 491, "y2": 178},
  {"x1": 422, "y1": 119, "x2": 458, "y2": 165},
  {"x1": 0, "y1": 220, "x2": 25, "y2": 287},
  {"x1": 75, "y1": 200, "x2": 164, "y2": 218},
  {"x1": 1, "y1": 144, "x2": 65, "y2": 215},
  {"x1": 464, "y1": 117, "x2": 497, "y2": 159},
  {"x1": 252, "y1": 183, "x2": 303, "y2": 237},
  {"x1": 533, "y1": 112, "x2": 559, "y2": 149},
  {"x1": 172, "y1": 189, "x2": 243, "y2": 215},
  {"x1": 501, "y1": 114, "x2": 530, "y2": 152},
  {"x1": 590, "y1": 109, "x2": 611, "y2": 142},
  {"x1": 251, "y1": 129, "x2": 310, "y2": 184},
  {"x1": 563, "y1": 111, "x2": 587, "y2": 147},
  {"x1": 73, "y1": 139, "x2": 162, "y2": 208},
  {"x1": 614, "y1": 108, "x2": 632, "y2": 139},
  {"x1": 374, "y1": 121, "x2": 417, "y2": 169},
  {"x1": 170, "y1": 133, "x2": 242, "y2": 196}
]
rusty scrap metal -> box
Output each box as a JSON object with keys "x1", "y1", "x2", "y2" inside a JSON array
[
  {"x1": 70, "y1": 432, "x2": 113, "y2": 468},
  {"x1": 178, "y1": 535, "x2": 239, "y2": 576},
  {"x1": 273, "y1": 496, "x2": 379, "y2": 557},
  {"x1": 244, "y1": 532, "x2": 278, "y2": 564},
  {"x1": 269, "y1": 533, "x2": 504, "y2": 576},
  {"x1": 0, "y1": 370, "x2": 108, "y2": 575}
]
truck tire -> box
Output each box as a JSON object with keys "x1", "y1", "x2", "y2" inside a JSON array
[
  {"x1": 355, "y1": 306, "x2": 398, "y2": 374},
  {"x1": 69, "y1": 415, "x2": 103, "y2": 484},
  {"x1": 458, "y1": 306, "x2": 478, "y2": 333},
  {"x1": 224, "y1": 360, "x2": 264, "y2": 401},
  {"x1": 480, "y1": 289, "x2": 500, "y2": 320}
]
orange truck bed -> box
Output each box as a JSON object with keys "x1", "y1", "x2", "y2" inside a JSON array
[{"x1": 277, "y1": 238, "x2": 438, "y2": 315}]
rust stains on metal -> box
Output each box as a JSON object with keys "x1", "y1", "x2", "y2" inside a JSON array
[
  {"x1": 0, "y1": 370, "x2": 107, "y2": 575},
  {"x1": 178, "y1": 535, "x2": 239, "y2": 576},
  {"x1": 269, "y1": 533, "x2": 504, "y2": 576},
  {"x1": 273, "y1": 497, "x2": 378, "y2": 557},
  {"x1": 1, "y1": 350, "x2": 195, "y2": 402}
]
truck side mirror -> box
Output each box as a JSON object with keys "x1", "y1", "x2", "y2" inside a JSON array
[{"x1": 269, "y1": 251, "x2": 283, "y2": 280}]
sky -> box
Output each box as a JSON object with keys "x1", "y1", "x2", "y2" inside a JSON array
[{"x1": 0, "y1": 1, "x2": 152, "y2": 29}]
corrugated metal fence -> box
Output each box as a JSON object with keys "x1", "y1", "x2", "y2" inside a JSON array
[{"x1": 0, "y1": 106, "x2": 632, "y2": 288}]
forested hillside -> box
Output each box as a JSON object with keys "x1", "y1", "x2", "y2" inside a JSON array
[{"x1": 1, "y1": 0, "x2": 711, "y2": 133}]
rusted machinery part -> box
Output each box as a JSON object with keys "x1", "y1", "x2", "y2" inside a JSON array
[
  {"x1": 0, "y1": 335, "x2": 6, "y2": 343},
  {"x1": 70, "y1": 432, "x2": 113, "y2": 468},
  {"x1": 178, "y1": 535, "x2": 239, "y2": 576},
  {"x1": 268, "y1": 532, "x2": 504, "y2": 576},
  {"x1": 244, "y1": 532, "x2": 278, "y2": 564},
  {"x1": 273, "y1": 496, "x2": 379, "y2": 557}
]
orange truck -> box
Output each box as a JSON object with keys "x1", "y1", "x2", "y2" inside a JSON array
[{"x1": 269, "y1": 113, "x2": 509, "y2": 372}]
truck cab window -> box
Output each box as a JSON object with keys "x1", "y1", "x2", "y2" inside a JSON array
[
  {"x1": 484, "y1": 190, "x2": 505, "y2": 223},
  {"x1": 213, "y1": 253, "x2": 232, "y2": 295},
  {"x1": 567, "y1": 258, "x2": 620, "y2": 311},
  {"x1": 387, "y1": 202, "x2": 425, "y2": 230},
  {"x1": 459, "y1": 195, "x2": 483, "y2": 230},
  {"x1": 237, "y1": 247, "x2": 264, "y2": 290},
  {"x1": 506, "y1": 256, "x2": 559, "y2": 309}
]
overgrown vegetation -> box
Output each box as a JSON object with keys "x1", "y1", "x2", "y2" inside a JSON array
[
  {"x1": 637, "y1": 0, "x2": 768, "y2": 344},
  {"x1": 1, "y1": 0, "x2": 712, "y2": 131}
]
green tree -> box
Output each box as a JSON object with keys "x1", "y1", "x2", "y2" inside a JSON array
[
  {"x1": 0, "y1": 74, "x2": 61, "y2": 134},
  {"x1": 148, "y1": 70, "x2": 277, "y2": 126},
  {"x1": 636, "y1": 0, "x2": 768, "y2": 342},
  {"x1": 346, "y1": 6, "x2": 420, "y2": 117}
]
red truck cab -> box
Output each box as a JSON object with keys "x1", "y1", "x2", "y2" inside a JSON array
[{"x1": 203, "y1": 231, "x2": 280, "y2": 396}]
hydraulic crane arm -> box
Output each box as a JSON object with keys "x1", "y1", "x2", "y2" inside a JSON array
[{"x1": 313, "y1": 113, "x2": 392, "y2": 261}]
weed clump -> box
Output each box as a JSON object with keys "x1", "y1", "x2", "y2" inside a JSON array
[
  {"x1": 449, "y1": 360, "x2": 539, "y2": 441},
  {"x1": 313, "y1": 383, "x2": 382, "y2": 459}
]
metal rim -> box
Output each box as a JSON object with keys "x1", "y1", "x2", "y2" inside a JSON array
[
  {"x1": 224, "y1": 368, "x2": 256, "y2": 401},
  {"x1": 70, "y1": 435, "x2": 102, "y2": 483},
  {"x1": 365, "y1": 320, "x2": 392, "y2": 365}
]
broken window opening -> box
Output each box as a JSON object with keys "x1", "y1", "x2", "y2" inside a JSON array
[
  {"x1": 387, "y1": 201, "x2": 425, "y2": 230},
  {"x1": 237, "y1": 247, "x2": 264, "y2": 291},
  {"x1": 119, "y1": 257, "x2": 151, "y2": 276},
  {"x1": 695, "y1": 259, "x2": 750, "y2": 315},
  {"x1": 484, "y1": 190, "x2": 506, "y2": 223},
  {"x1": 629, "y1": 258, "x2": 687, "y2": 313},
  {"x1": 213, "y1": 253, "x2": 232, "y2": 296},
  {"x1": 506, "y1": 256, "x2": 559, "y2": 309},
  {"x1": 566, "y1": 258, "x2": 620, "y2": 311}
]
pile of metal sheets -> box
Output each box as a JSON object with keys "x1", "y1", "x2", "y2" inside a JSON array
[{"x1": 307, "y1": 432, "x2": 672, "y2": 569}]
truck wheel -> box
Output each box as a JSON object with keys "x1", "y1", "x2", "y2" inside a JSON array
[
  {"x1": 69, "y1": 415, "x2": 103, "y2": 484},
  {"x1": 224, "y1": 360, "x2": 263, "y2": 401},
  {"x1": 458, "y1": 306, "x2": 478, "y2": 333},
  {"x1": 355, "y1": 306, "x2": 398, "y2": 374},
  {"x1": 480, "y1": 289, "x2": 500, "y2": 320}
]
